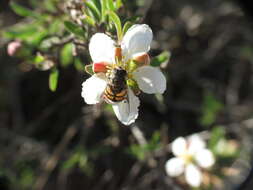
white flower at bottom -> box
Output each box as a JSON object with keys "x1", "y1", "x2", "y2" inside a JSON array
[
  {"x1": 81, "y1": 24, "x2": 166, "y2": 125},
  {"x1": 165, "y1": 135, "x2": 215, "y2": 187}
]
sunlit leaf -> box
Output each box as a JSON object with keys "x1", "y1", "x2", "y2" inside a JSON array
[
  {"x1": 49, "y1": 69, "x2": 59, "y2": 92},
  {"x1": 34, "y1": 54, "x2": 45, "y2": 64},
  {"x1": 115, "y1": 0, "x2": 123, "y2": 9},
  {"x1": 106, "y1": 0, "x2": 116, "y2": 11},
  {"x1": 81, "y1": 16, "x2": 96, "y2": 26},
  {"x1": 85, "y1": 1, "x2": 101, "y2": 22},
  {"x1": 92, "y1": 0, "x2": 102, "y2": 12},
  {"x1": 151, "y1": 51, "x2": 171, "y2": 67},
  {"x1": 122, "y1": 21, "x2": 133, "y2": 35},
  {"x1": 108, "y1": 11, "x2": 122, "y2": 40},
  {"x1": 101, "y1": 0, "x2": 107, "y2": 21}
]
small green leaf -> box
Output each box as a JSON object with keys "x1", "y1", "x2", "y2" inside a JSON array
[
  {"x1": 108, "y1": 11, "x2": 122, "y2": 40},
  {"x1": 208, "y1": 126, "x2": 226, "y2": 150},
  {"x1": 92, "y1": 0, "x2": 102, "y2": 12},
  {"x1": 49, "y1": 69, "x2": 59, "y2": 92},
  {"x1": 81, "y1": 16, "x2": 96, "y2": 26},
  {"x1": 74, "y1": 58, "x2": 84, "y2": 71},
  {"x1": 34, "y1": 54, "x2": 45, "y2": 64},
  {"x1": 125, "y1": 15, "x2": 142, "y2": 23},
  {"x1": 122, "y1": 21, "x2": 133, "y2": 35},
  {"x1": 85, "y1": 1, "x2": 101, "y2": 22},
  {"x1": 43, "y1": 0, "x2": 57, "y2": 13},
  {"x1": 48, "y1": 19, "x2": 61, "y2": 34},
  {"x1": 106, "y1": 0, "x2": 116, "y2": 11},
  {"x1": 3, "y1": 27, "x2": 38, "y2": 39},
  {"x1": 10, "y1": 2, "x2": 40, "y2": 18},
  {"x1": 60, "y1": 43, "x2": 73, "y2": 67},
  {"x1": 64, "y1": 21, "x2": 85, "y2": 37},
  {"x1": 40, "y1": 36, "x2": 61, "y2": 50},
  {"x1": 200, "y1": 92, "x2": 223, "y2": 127},
  {"x1": 151, "y1": 51, "x2": 171, "y2": 67},
  {"x1": 85, "y1": 64, "x2": 95, "y2": 75},
  {"x1": 115, "y1": 0, "x2": 123, "y2": 9},
  {"x1": 101, "y1": 0, "x2": 107, "y2": 21}
]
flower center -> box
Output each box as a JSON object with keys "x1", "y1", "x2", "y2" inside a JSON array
[{"x1": 181, "y1": 153, "x2": 194, "y2": 164}]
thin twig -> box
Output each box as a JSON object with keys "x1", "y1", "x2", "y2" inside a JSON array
[
  {"x1": 33, "y1": 123, "x2": 79, "y2": 190},
  {"x1": 130, "y1": 124, "x2": 157, "y2": 167}
]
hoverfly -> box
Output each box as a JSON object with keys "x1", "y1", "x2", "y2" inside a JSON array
[{"x1": 104, "y1": 66, "x2": 128, "y2": 103}]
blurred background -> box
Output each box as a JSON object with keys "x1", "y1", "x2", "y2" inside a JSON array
[{"x1": 1, "y1": 0, "x2": 253, "y2": 189}]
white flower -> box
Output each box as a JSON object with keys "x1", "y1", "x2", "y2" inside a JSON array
[
  {"x1": 165, "y1": 135, "x2": 215, "y2": 187},
  {"x1": 81, "y1": 24, "x2": 166, "y2": 125}
]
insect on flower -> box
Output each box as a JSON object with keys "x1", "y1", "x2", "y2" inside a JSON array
[
  {"x1": 81, "y1": 24, "x2": 167, "y2": 125},
  {"x1": 104, "y1": 66, "x2": 128, "y2": 103}
]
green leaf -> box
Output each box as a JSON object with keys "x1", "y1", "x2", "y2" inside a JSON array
[
  {"x1": 85, "y1": 1, "x2": 101, "y2": 22},
  {"x1": 92, "y1": 0, "x2": 102, "y2": 12},
  {"x1": 106, "y1": 0, "x2": 116, "y2": 11},
  {"x1": 49, "y1": 69, "x2": 59, "y2": 92},
  {"x1": 101, "y1": 0, "x2": 107, "y2": 22},
  {"x1": 115, "y1": 0, "x2": 123, "y2": 9},
  {"x1": 85, "y1": 64, "x2": 95, "y2": 75},
  {"x1": 3, "y1": 27, "x2": 38, "y2": 39},
  {"x1": 60, "y1": 43, "x2": 73, "y2": 67},
  {"x1": 108, "y1": 11, "x2": 122, "y2": 40},
  {"x1": 125, "y1": 15, "x2": 142, "y2": 23},
  {"x1": 43, "y1": 0, "x2": 57, "y2": 13},
  {"x1": 208, "y1": 126, "x2": 226, "y2": 150},
  {"x1": 151, "y1": 51, "x2": 171, "y2": 67},
  {"x1": 10, "y1": 2, "x2": 40, "y2": 18},
  {"x1": 122, "y1": 21, "x2": 133, "y2": 35},
  {"x1": 34, "y1": 54, "x2": 45, "y2": 64},
  {"x1": 200, "y1": 92, "x2": 223, "y2": 127},
  {"x1": 74, "y1": 58, "x2": 84, "y2": 71},
  {"x1": 48, "y1": 19, "x2": 62, "y2": 34},
  {"x1": 127, "y1": 144, "x2": 146, "y2": 161},
  {"x1": 81, "y1": 16, "x2": 96, "y2": 26},
  {"x1": 40, "y1": 36, "x2": 61, "y2": 50},
  {"x1": 64, "y1": 21, "x2": 85, "y2": 38}
]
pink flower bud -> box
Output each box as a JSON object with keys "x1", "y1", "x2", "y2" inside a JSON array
[
  {"x1": 115, "y1": 47, "x2": 122, "y2": 60},
  {"x1": 92, "y1": 62, "x2": 110, "y2": 73},
  {"x1": 7, "y1": 40, "x2": 22, "y2": 56}
]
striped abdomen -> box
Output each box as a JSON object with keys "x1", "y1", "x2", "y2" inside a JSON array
[{"x1": 104, "y1": 85, "x2": 127, "y2": 102}]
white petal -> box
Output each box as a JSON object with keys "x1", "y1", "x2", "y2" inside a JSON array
[
  {"x1": 112, "y1": 88, "x2": 140, "y2": 125},
  {"x1": 89, "y1": 33, "x2": 115, "y2": 63},
  {"x1": 165, "y1": 157, "x2": 185, "y2": 177},
  {"x1": 81, "y1": 75, "x2": 107, "y2": 104},
  {"x1": 187, "y1": 134, "x2": 206, "y2": 155},
  {"x1": 121, "y1": 24, "x2": 153, "y2": 60},
  {"x1": 133, "y1": 66, "x2": 166, "y2": 94},
  {"x1": 185, "y1": 164, "x2": 202, "y2": 187},
  {"x1": 195, "y1": 149, "x2": 215, "y2": 168},
  {"x1": 171, "y1": 137, "x2": 187, "y2": 157}
]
